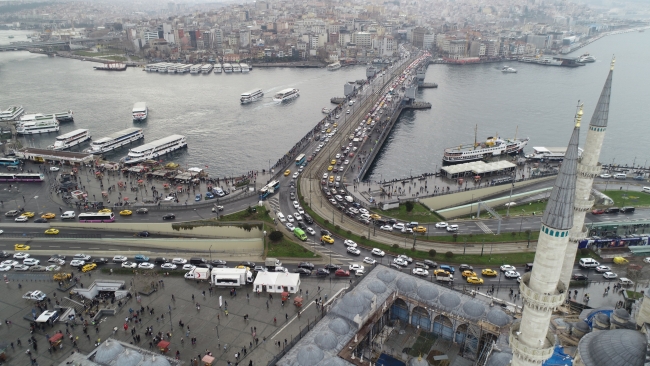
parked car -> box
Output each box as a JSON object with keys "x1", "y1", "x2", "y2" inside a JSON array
[
  {"x1": 371, "y1": 248, "x2": 385, "y2": 257},
  {"x1": 334, "y1": 269, "x2": 350, "y2": 277},
  {"x1": 571, "y1": 274, "x2": 588, "y2": 281}
]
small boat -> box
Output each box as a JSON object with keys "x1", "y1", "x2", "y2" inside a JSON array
[
  {"x1": 326, "y1": 62, "x2": 341, "y2": 71},
  {"x1": 322, "y1": 108, "x2": 332, "y2": 114},
  {"x1": 578, "y1": 53, "x2": 596, "y2": 63},
  {"x1": 8, "y1": 35, "x2": 14, "y2": 39},
  {"x1": 501, "y1": 66, "x2": 517, "y2": 73}
]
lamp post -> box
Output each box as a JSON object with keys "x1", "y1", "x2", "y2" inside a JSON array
[
  {"x1": 263, "y1": 231, "x2": 267, "y2": 254},
  {"x1": 34, "y1": 195, "x2": 39, "y2": 215},
  {"x1": 209, "y1": 245, "x2": 212, "y2": 261}
]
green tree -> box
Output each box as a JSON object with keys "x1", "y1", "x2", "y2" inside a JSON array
[
  {"x1": 405, "y1": 201, "x2": 414, "y2": 212},
  {"x1": 429, "y1": 249, "x2": 436, "y2": 257},
  {"x1": 269, "y1": 231, "x2": 283, "y2": 242},
  {"x1": 445, "y1": 251, "x2": 454, "y2": 258}
]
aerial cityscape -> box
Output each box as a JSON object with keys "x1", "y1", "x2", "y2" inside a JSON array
[{"x1": 1, "y1": 0, "x2": 650, "y2": 365}]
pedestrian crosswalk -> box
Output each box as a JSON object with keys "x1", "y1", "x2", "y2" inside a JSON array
[
  {"x1": 268, "y1": 197, "x2": 280, "y2": 213},
  {"x1": 476, "y1": 221, "x2": 494, "y2": 234}
]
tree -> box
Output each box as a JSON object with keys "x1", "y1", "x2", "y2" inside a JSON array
[
  {"x1": 405, "y1": 201, "x2": 414, "y2": 212},
  {"x1": 269, "y1": 231, "x2": 283, "y2": 242},
  {"x1": 429, "y1": 249, "x2": 437, "y2": 257},
  {"x1": 445, "y1": 251, "x2": 454, "y2": 258},
  {"x1": 452, "y1": 233, "x2": 458, "y2": 242}
]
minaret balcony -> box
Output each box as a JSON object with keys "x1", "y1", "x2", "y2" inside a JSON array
[
  {"x1": 577, "y1": 163, "x2": 602, "y2": 179},
  {"x1": 573, "y1": 197, "x2": 594, "y2": 212},
  {"x1": 519, "y1": 272, "x2": 567, "y2": 311},
  {"x1": 509, "y1": 321, "x2": 556, "y2": 364}
]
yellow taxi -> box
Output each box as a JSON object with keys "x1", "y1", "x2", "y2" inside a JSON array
[
  {"x1": 461, "y1": 270, "x2": 477, "y2": 278},
  {"x1": 333, "y1": 123, "x2": 338, "y2": 128},
  {"x1": 330, "y1": 159, "x2": 337, "y2": 165},
  {"x1": 327, "y1": 165, "x2": 333, "y2": 171},
  {"x1": 321, "y1": 235, "x2": 335, "y2": 244},
  {"x1": 20, "y1": 211, "x2": 35, "y2": 218},
  {"x1": 119, "y1": 210, "x2": 133, "y2": 216},
  {"x1": 236, "y1": 265, "x2": 250, "y2": 271},
  {"x1": 433, "y1": 269, "x2": 449, "y2": 276},
  {"x1": 44, "y1": 228, "x2": 60, "y2": 235},
  {"x1": 41, "y1": 213, "x2": 56, "y2": 219},
  {"x1": 326, "y1": 129, "x2": 331, "y2": 133},
  {"x1": 370, "y1": 214, "x2": 381, "y2": 220},
  {"x1": 467, "y1": 276, "x2": 484, "y2": 285},
  {"x1": 481, "y1": 269, "x2": 498, "y2": 277},
  {"x1": 413, "y1": 226, "x2": 427, "y2": 233},
  {"x1": 329, "y1": 176, "x2": 335, "y2": 182},
  {"x1": 53, "y1": 272, "x2": 72, "y2": 281},
  {"x1": 98, "y1": 208, "x2": 112, "y2": 213},
  {"x1": 14, "y1": 244, "x2": 30, "y2": 251},
  {"x1": 284, "y1": 170, "x2": 291, "y2": 176},
  {"x1": 81, "y1": 263, "x2": 97, "y2": 273}
]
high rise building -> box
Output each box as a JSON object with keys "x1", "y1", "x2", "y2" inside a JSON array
[
  {"x1": 560, "y1": 58, "x2": 615, "y2": 287},
  {"x1": 509, "y1": 105, "x2": 583, "y2": 366}
]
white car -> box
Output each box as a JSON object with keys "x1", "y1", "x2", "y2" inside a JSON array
[
  {"x1": 292, "y1": 172, "x2": 299, "y2": 179},
  {"x1": 359, "y1": 208, "x2": 369, "y2": 215},
  {"x1": 435, "y1": 222, "x2": 448, "y2": 228},
  {"x1": 172, "y1": 258, "x2": 187, "y2": 264},
  {"x1": 344, "y1": 160, "x2": 349, "y2": 165},
  {"x1": 322, "y1": 173, "x2": 328, "y2": 179},
  {"x1": 161, "y1": 263, "x2": 178, "y2": 270},
  {"x1": 644, "y1": 257, "x2": 650, "y2": 264},
  {"x1": 2, "y1": 260, "x2": 18, "y2": 267},
  {"x1": 343, "y1": 239, "x2": 357, "y2": 248},
  {"x1": 306, "y1": 227, "x2": 316, "y2": 236},
  {"x1": 287, "y1": 215, "x2": 294, "y2": 223},
  {"x1": 73, "y1": 254, "x2": 91, "y2": 261},
  {"x1": 13, "y1": 252, "x2": 30, "y2": 259},
  {"x1": 446, "y1": 225, "x2": 459, "y2": 232},
  {"x1": 70, "y1": 259, "x2": 85, "y2": 267},
  {"x1": 393, "y1": 223, "x2": 405, "y2": 231},
  {"x1": 50, "y1": 166, "x2": 60, "y2": 172},
  {"x1": 292, "y1": 201, "x2": 300, "y2": 209},
  {"x1": 112, "y1": 255, "x2": 127, "y2": 263},
  {"x1": 0, "y1": 264, "x2": 12, "y2": 271},
  {"x1": 393, "y1": 258, "x2": 408, "y2": 267},
  {"x1": 599, "y1": 173, "x2": 612, "y2": 179},
  {"x1": 277, "y1": 212, "x2": 286, "y2": 223},
  {"x1": 122, "y1": 262, "x2": 137, "y2": 268},
  {"x1": 500, "y1": 265, "x2": 516, "y2": 272},
  {"x1": 595, "y1": 265, "x2": 611, "y2": 273},
  {"x1": 45, "y1": 265, "x2": 61, "y2": 272},
  {"x1": 138, "y1": 263, "x2": 154, "y2": 269},
  {"x1": 363, "y1": 257, "x2": 376, "y2": 265},
  {"x1": 293, "y1": 213, "x2": 302, "y2": 221},
  {"x1": 603, "y1": 272, "x2": 618, "y2": 279},
  {"x1": 347, "y1": 247, "x2": 361, "y2": 256},
  {"x1": 397, "y1": 255, "x2": 413, "y2": 263},
  {"x1": 23, "y1": 258, "x2": 40, "y2": 266},
  {"x1": 335, "y1": 153, "x2": 341, "y2": 159},
  {"x1": 14, "y1": 264, "x2": 29, "y2": 271},
  {"x1": 371, "y1": 248, "x2": 385, "y2": 257},
  {"x1": 15, "y1": 216, "x2": 28, "y2": 222},
  {"x1": 349, "y1": 264, "x2": 365, "y2": 272},
  {"x1": 164, "y1": 196, "x2": 175, "y2": 201},
  {"x1": 504, "y1": 271, "x2": 520, "y2": 279},
  {"x1": 182, "y1": 264, "x2": 196, "y2": 271},
  {"x1": 297, "y1": 207, "x2": 305, "y2": 214},
  {"x1": 380, "y1": 225, "x2": 393, "y2": 232},
  {"x1": 286, "y1": 223, "x2": 295, "y2": 231},
  {"x1": 401, "y1": 227, "x2": 413, "y2": 233},
  {"x1": 412, "y1": 268, "x2": 429, "y2": 277}
]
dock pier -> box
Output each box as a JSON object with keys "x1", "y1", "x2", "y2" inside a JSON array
[
  {"x1": 419, "y1": 82, "x2": 438, "y2": 88},
  {"x1": 330, "y1": 97, "x2": 347, "y2": 104}
]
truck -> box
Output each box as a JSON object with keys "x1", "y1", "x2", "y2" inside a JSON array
[
  {"x1": 435, "y1": 272, "x2": 454, "y2": 283},
  {"x1": 210, "y1": 268, "x2": 253, "y2": 287},
  {"x1": 184, "y1": 267, "x2": 210, "y2": 280},
  {"x1": 23, "y1": 290, "x2": 47, "y2": 301},
  {"x1": 265, "y1": 258, "x2": 282, "y2": 270}
]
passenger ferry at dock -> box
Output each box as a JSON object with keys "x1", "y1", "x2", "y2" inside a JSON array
[
  {"x1": 232, "y1": 63, "x2": 242, "y2": 73},
  {"x1": 121, "y1": 135, "x2": 187, "y2": 164},
  {"x1": 189, "y1": 65, "x2": 202, "y2": 74},
  {"x1": 222, "y1": 63, "x2": 233, "y2": 73},
  {"x1": 443, "y1": 131, "x2": 529, "y2": 164},
  {"x1": 16, "y1": 116, "x2": 59, "y2": 135},
  {"x1": 132, "y1": 102, "x2": 148, "y2": 122},
  {"x1": 0, "y1": 105, "x2": 25, "y2": 121},
  {"x1": 20, "y1": 110, "x2": 73, "y2": 123},
  {"x1": 49, "y1": 129, "x2": 91, "y2": 150},
  {"x1": 240, "y1": 63, "x2": 250, "y2": 73},
  {"x1": 201, "y1": 64, "x2": 214, "y2": 74},
  {"x1": 213, "y1": 64, "x2": 222, "y2": 73},
  {"x1": 240, "y1": 89, "x2": 264, "y2": 104},
  {"x1": 273, "y1": 88, "x2": 300, "y2": 102},
  {"x1": 84, "y1": 128, "x2": 144, "y2": 155}
]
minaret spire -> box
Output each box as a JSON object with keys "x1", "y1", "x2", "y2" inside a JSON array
[{"x1": 559, "y1": 59, "x2": 615, "y2": 288}]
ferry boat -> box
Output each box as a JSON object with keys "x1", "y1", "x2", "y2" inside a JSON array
[
  {"x1": 240, "y1": 89, "x2": 264, "y2": 104},
  {"x1": 223, "y1": 63, "x2": 233, "y2": 73},
  {"x1": 93, "y1": 62, "x2": 127, "y2": 71},
  {"x1": 176, "y1": 64, "x2": 191, "y2": 73},
  {"x1": 0, "y1": 105, "x2": 25, "y2": 121},
  {"x1": 501, "y1": 66, "x2": 517, "y2": 73},
  {"x1": 49, "y1": 129, "x2": 91, "y2": 150},
  {"x1": 578, "y1": 53, "x2": 596, "y2": 63},
  {"x1": 189, "y1": 65, "x2": 201, "y2": 74},
  {"x1": 326, "y1": 62, "x2": 341, "y2": 71},
  {"x1": 232, "y1": 63, "x2": 242, "y2": 73},
  {"x1": 519, "y1": 55, "x2": 584, "y2": 67},
  {"x1": 132, "y1": 102, "x2": 148, "y2": 122},
  {"x1": 121, "y1": 135, "x2": 187, "y2": 164},
  {"x1": 273, "y1": 88, "x2": 300, "y2": 103},
  {"x1": 20, "y1": 110, "x2": 73, "y2": 123},
  {"x1": 84, "y1": 128, "x2": 144, "y2": 155},
  {"x1": 240, "y1": 63, "x2": 250, "y2": 73},
  {"x1": 16, "y1": 117, "x2": 60, "y2": 135},
  {"x1": 442, "y1": 128, "x2": 529, "y2": 164},
  {"x1": 213, "y1": 64, "x2": 222, "y2": 73},
  {"x1": 201, "y1": 64, "x2": 214, "y2": 74}
]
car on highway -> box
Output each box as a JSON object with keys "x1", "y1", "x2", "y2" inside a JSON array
[
  {"x1": 4, "y1": 210, "x2": 20, "y2": 217},
  {"x1": 284, "y1": 170, "x2": 291, "y2": 176},
  {"x1": 119, "y1": 210, "x2": 132, "y2": 216},
  {"x1": 92, "y1": 258, "x2": 108, "y2": 265},
  {"x1": 13, "y1": 252, "x2": 30, "y2": 259},
  {"x1": 467, "y1": 276, "x2": 484, "y2": 285},
  {"x1": 413, "y1": 226, "x2": 427, "y2": 233},
  {"x1": 435, "y1": 222, "x2": 448, "y2": 228},
  {"x1": 347, "y1": 247, "x2": 361, "y2": 256},
  {"x1": 379, "y1": 225, "x2": 393, "y2": 232},
  {"x1": 30, "y1": 265, "x2": 46, "y2": 272},
  {"x1": 370, "y1": 214, "x2": 381, "y2": 220},
  {"x1": 48, "y1": 258, "x2": 65, "y2": 266},
  {"x1": 112, "y1": 255, "x2": 127, "y2": 263},
  {"x1": 0, "y1": 264, "x2": 11, "y2": 271},
  {"x1": 44, "y1": 228, "x2": 59, "y2": 235},
  {"x1": 348, "y1": 264, "x2": 365, "y2": 273},
  {"x1": 591, "y1": 209, "x2": 605, "y2": 215},
  {"x1": 98, "y1": 209, "x2": 112, "y2": 213},
  {"x1": 23, "y1": 258, "x2": 40, "y2": 266},
  {"x1": 599, "y1": 173, "x2": 611, "y2": 179},
  {"x1": 397, "y1": 255, "x2": 413, "y2": 264},
  {"x1": 292, "y1": 172, "x2": 299, "y2": 179},
  {"x1": 161, "y1": 263, "x2": 178, "y2": 270},
  {"x1": 182, "y1": 264, "x2": 196, "y2": 271},
  {"x1": 572, "y1": 274, "x2": 588, "y2": 281},
  {"x1": 20, "y1": 212, "x2": 35, "y2": 218},
  {"x1": 298, "y1": 262, "x2": 315, "y2": 270},
  {"x1": 316, "y1": 268, "x2": 330, "y2": 276},
  {"x1": 446, "y1": 225, "x2": 459, "y2": 232},
  {"x1": 500, "y1": 265, "x2": 516, "y2": 272},
  {"x1": 41, "y1": 213, "x2": 56, "y2": 219},
  {"x1": 458, "y1": 264, "x2": 474, "y2": 272},
  {"x1": 172, "y1": 258, "x2": 187, "y2": 265},
  {"x1": 359, "y1": 208, "x2": 369, "y2": 215},
  {"x1": 285, "y1": 223, "x2": 295, "y2": 231},
  {"x1": 482, "y1": 269, "x2": 498, "y2": 276},
  {"x1": 293, "y1": 213, "x2": 302, "y2": 221},
  {"x1": 81, "y1": 263, "x2": 97, "y2": 273},
  {"x1": 371, "y1": 248, "x2": 385, "y2": 257},
  {"x1": 335, "y1": 269, "x2": 350, "y2": 277},
  {"x1": 461, "y1": 270, "x2": 477, "y2": 278},
  {"x1": 15, "y1": 216, "x2": 28, "y2": 222},
  {"x1": 287, "y1": 215, "x2": 294, "y2": 223},
  {"x1": 363, "y1": 257, "x2": 377, "y2": 265},
  {"x1": 412, "y1": 268, "x2": 429, "y2": 277},
  {"x1": 194, "y1": 194, "x2": 202, "y2": 201},
  {"x1": 393, "y1": 258, "x2": 408, "y2": 267},
  {"x1": 14, "y1": 264, "x2": 30, "y2": 271},
  {"x1": 138, "y1": 263, "x2": 154, "y2": 269},
  {"x1": 343, "y1": 239, "x2": 357, "y2": 248},
  {"x1": 210, "y1": 259, "x2": 227, "y2": 266},
  {"x1": 321, "y1": 235, "x2": 334, "y2": 244},
  {"x1": 2, "y1": 260, "x2": 18, "y2": 267},
  {"x1": 70, "y1": 260, "x2": 85, "y2": 267},
  {"x1": 324, "y1": 264, "x2": 340, "y2": 272},
  {"x1": 15, "y1": 244, "x2": 30, "y2": 251},
  {"x1": 294, "y1": 268, "x2": 312, "y2": 276},
  {"x1": 162, "y1": 213, "x2": 176, "y2": 220},
  {"x1": 34, "y1": 218, "x2": 48, "y2": 223},
  {"x1": 603, "y1": 272, "x2": 618, "y2": 279},
  {"x1": 306, "y1": 227, "x2": 316, "y2": 236},
  {"x1": 504, "y1": 270, "x2": 520, "y2": 279},
  {"x1": 134, "y1": 255, "x2": 150, "y2": 263},
  {"x1": 50, "y1": 166, "x2": 60, "y2": 171},
  {"x1": 45, "y1": 265, "x2": 61, "y2": 272},
  {"x1": 136, "y1": 208, "x2": 149, "y2": 214},
  {"x1": 595, "y1": 265, "x2": 611, "y2": 273},
  {"x1": 137, "y1": 231, "x2": 150, "y2": 237}
]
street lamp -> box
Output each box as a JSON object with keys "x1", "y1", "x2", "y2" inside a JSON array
[
  {"x1": 34, "y1": 196, "x2": 39, "y2": 215},
  {"x1": 209, "y1": 245, "x2": 212, "y2": 260},
  {"x1": 263, "y1": 231, "x2": 267, "y2": 254}
]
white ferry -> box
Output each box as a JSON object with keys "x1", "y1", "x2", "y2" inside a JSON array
[
  {"x1": 232, "y1": 63, "x2": 242, "y2": 73},
  {"x1": 132, "y1": 102, "x2": 148, "y2": 122},
  {"x1": 326, "y1": 62, "x2": 341, "y2": 71},
  {"x1": 213, "y1": 64, "x2": 222, "y2": 73},
  {"x1": 201, "y1": 64, "x2": 214, "y2": 74},
  {"x1": 16, "y1": 117, "x2": 60, "y2": 135},
  {"x1": 240, "y1": 63, "x2": 250, "y2": 73},
  {"x1": 240, "y1": 89, "x2": 264, "y2": 104},
  {"x1": 189, "y1": 65, "x2": 201, "y2": 74},
  {"x1": 84, "y1": 128, "x2": 144, "y2": 155},
  {"x1": 121, "y1": 135, "x2": 187, "y2": 164},
  {"x1": 49, "y1": 129, "x2": 91, "y2": 150},
  {"x1": 0, "y1": 105, "x2": 25, "y2": 121},
  {"x1": 176, "y1": 64, "x2": 191, "y2": 73},
  {"x1": 223, "y1": 63, "x2": 233, "y2": 73},
  {"x1": 443, "y1": 134, "x2": 530, "y2": 164},
  {"x1": 20, "y1": 110, "x2": 73, "y2": 123},
  {"x1": 273, "y1": 88, "x2": 300, "y2": 102}
]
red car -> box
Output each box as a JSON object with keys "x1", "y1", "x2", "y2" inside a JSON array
[
  {"x1": 591, "y1": 209, "x2": 605, "y2": 215},
  {"x1": 335, "y1": 269, "x2": 350, "y2": 277}
]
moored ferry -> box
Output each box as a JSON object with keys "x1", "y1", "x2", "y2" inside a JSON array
[
  {"x1": 213, "y1": 64, "x2": 222, "y2": 73},
  {"x1": 201, "y1": 64, "x2": 214, "y2": 74},
  {"x1": 240, "y1": 63, "x2": 250, "y2": 72},
  {"x1": 20, "y1": 110, "x2": 73, "y2": 123},
  {"x1": 232, "y1": 63, "x2": 242, "y2": 72},
  {"x1": 189, "y1": 65, "x2": 201, "y2": 74},
  {"x1": 272, "y1": 88, "x2": 300, "y2": 102},
  {"x1": 16, "y1": 117, "x2": 59, "y2": 135},
  {"x1": 223, "y1": 63, "x2": 233, "y2": 73},
  {"x1": 84, "y1": 127, "x2": 144, "y2": 155},
  {"x1": 121, "y1": 135, "x2": 187, "y2": 164},
  {"x1": 132, "y1": 102, "x2": 148, "y2": 122},
  {"x1": 240, "y1": 89, "x2": 264, "y2": 104},
  {"x1": 49, "y1": 129, "x2": 91, "y2": 150},
  {"x1": 0, "y1": 105, "x2": 25, "y2": 121},
  {"x1": 443, "y1": 133, "x2": 529, "y2": 164}
]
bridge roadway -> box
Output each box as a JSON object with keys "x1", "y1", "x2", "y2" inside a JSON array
[{"x1": 0, "y1": 35, "x2": 123, "y2": 51}]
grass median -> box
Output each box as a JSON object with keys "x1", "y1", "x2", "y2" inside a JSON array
[{"x1": 602, "y1": 190, "x2": 650, "y2": 207}]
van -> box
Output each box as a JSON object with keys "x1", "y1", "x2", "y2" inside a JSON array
[
  {"x1": 189, "y1": 257, "x2": 206, "y2": 265},
  {"x1": 579, "y1": 258, "x2": 600, "y2": 268},
  {"x1": 303, "y1": 213, "x2": 314, "y2": 224},
  {"x1": 605, "y1": 207, "x2": 620, "y2": 214},
  {"x1": 614, "y1": 173, "x2": 627, "y2": 180},
  {"x1": 621, "y1": 207, "x2": 636, "y2": 213},
  {"x1": 293, "y1": 228, "x2": 307, "y2": 241},
  {"x1": 61, "y1": 211, "x2": 76, "y2": 220}
]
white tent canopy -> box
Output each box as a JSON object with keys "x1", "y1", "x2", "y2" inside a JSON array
[{"x1": 253, "y1": 272, "x2": 301, "y2": 294}]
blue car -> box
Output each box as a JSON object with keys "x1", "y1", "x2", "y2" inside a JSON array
[
  {"x1": 206, "y1": 192, "x2": 215, "y2": 199},
  {"x1": 439, "y1": 265, "x2": 455, "y2": 274},
  {"x1": 195, "y1": 194, "x2": 202, "y2": 201},
  {"x1": 134, "y1": 254, "x2": 150, "y2": 263}
]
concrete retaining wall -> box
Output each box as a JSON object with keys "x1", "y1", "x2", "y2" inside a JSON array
[{"x1": 54, "y1": 222, "x2": 264, "y2": 239}]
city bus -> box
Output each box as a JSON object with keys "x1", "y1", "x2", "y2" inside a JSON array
[
  {"x1": 78, "y1": 212, "x2": 116, "y2": 223},
  {"x1": 293, "y1": 228, "x2": 307, "y2": 241},
  {"x1": 0, "y1": 173, "x2": 44, "y2": 182},
  {"x1": 259, "y1": 180, "x2": 280, "y2": 200},
  {"x1": 0, "y1": 158, "x2": 19, "y2": 166},
  {"x1": 295, "y1": 153, "x2": 306, "y2": 166}
]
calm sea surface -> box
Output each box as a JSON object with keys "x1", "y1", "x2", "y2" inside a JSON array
[{"x1": 0, "y1": 30, "x2": 648, "y2": 180}]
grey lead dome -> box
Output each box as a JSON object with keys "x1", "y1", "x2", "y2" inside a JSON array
[
  {"x1": 297, "y1": 345, "x2": 324, "y2": 366},
  {"x1": 438, "y1": 292, "x2": 461, "y2": 310},
  {"x1": 486, "y1": 308, "x2": 511, "y2": 327},
  {"x1": 416, "y1": 284, "x2": 439, "y2": 301},
  {"x1": 328, "y1": 317, "x2": 350, "y2": 335},
  {"x1": 577, "y1": 329, "x2": 646, "y2": 366},
  {"x1": 93, "y1": 340, "x2": 125, "y2": 364}
]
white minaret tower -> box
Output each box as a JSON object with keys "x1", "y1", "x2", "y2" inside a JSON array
[
  {"x1": 560, "y1": 57, "x2": 615, "y2": 287},
  {"x1": 509, "y1": 104, "x2": 583, "y2": 366}
]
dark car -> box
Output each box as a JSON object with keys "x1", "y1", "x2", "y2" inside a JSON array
[
  {"x1": 294, "y1": 268, "x2": 312, "y2": 276},
  {"x1": 239, "y1": 261, "x2": 255, "y2": 268},
  {"x1": 298, "y1": 262, "x2": 315, "y2": 270},
  {"x1": 303, "y1": 213, "x2": 313, "y2": 224},
  {"x1": 525, "y1": 263, "x2": 534, "y2": 272},
  {"x1": 423, "y1": 260, "x2": 437, "y2": 268},
  {"x1": 92, "y1": 258, "x2": 108, "y2": 265},
  {"x1": 316, "y1": 268, "x2": 330, "y2": 276},
  {"x1": 154, "y1": 257, "x2": 169, "y2": 264},
  {"x1": 137, "y1": 231, "x2": 150, "y2": 237},
  {"x1": 387, "y1": 218, "x2": 397, "y2": 226},
  {"x1": 298, "y1": 222, "x2": 307, "y2": 230},
  {"x1": 458, "y1": 264, "x2": 473, "y2": 272},
  {"x1": 621, "y1": 207, "x2": 635, "y2": 213},
  {"x1": 572, "y1": 274, "x2": 588, "y2": 281},
  {"x1": 604, "y1": 207, "x2": 620, "y2": 214},
  {"x1": 162, "y1": 213, "x2": 176, "y2": 220},
  {"x1": 324, "y1": 263, "x2": 340, "y2": 271},
  {"x1": 439, "y1": 265, "x2": 455, "y2": 274},
  {"x1": 0, "y1": 251, "x2": 10, "y2": 258},
  {"x1": 136, "y1": 208, "x2": 149, "y2": 214},
  {"x1": 320, "y1": 229, "x2": 331, "y2": 236},
  {"x1": 210, "y1": 259, "x2": 227, "y2": 266},
  {"x1": 34, "y1": 218, "x2": 49, "y2": 223}
]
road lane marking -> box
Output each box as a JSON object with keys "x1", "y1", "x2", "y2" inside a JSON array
[
  {"x1": 49, "y1": 246, "x2": 60, "y2": 248},
  {"x1": 70, "y1": 247, "x2": 81, "y2": 249}
]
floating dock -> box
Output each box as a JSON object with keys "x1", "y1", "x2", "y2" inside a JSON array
[{"x1": 419, "y1": 83, "x2": 438, "y2": 88}]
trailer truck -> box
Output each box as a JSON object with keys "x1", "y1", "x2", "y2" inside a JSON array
[{"x1": 210, "y1": 268, "x2": 253, "y2": 287}]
